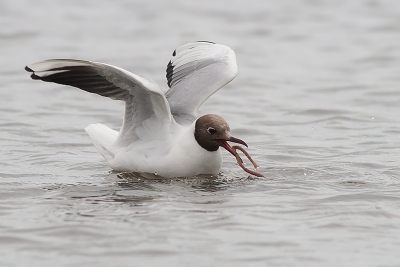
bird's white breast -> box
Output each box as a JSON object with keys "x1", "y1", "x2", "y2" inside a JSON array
[{"x1": 109, "y1": 122, "x2": 223, "y2": 177}]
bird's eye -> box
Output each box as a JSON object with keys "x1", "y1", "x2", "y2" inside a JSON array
[{"x1": 207, "y1": 127, "x2": 217, "y2": 134}]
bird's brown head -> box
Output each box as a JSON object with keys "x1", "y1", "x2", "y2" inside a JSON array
[{"x1": 194, "y1": 114, "x2": 247, "y2": 154}]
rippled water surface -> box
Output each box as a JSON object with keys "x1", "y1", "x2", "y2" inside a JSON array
[{"x1": 1, "y1": 0, "x2": 400, "y2": 266}]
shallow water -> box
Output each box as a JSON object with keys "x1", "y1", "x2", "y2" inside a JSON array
[{"x1": 1, "y1": 0, "x2": 400, "y2": 266}]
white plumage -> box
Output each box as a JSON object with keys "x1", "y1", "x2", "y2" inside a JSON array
[{"x1": 26, "y1": 42, "x2": 246, "y2": 178}]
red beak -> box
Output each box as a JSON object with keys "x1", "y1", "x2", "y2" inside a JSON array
[{"x1": 217, "y1": 136, "x2": 248, "y2": 156}]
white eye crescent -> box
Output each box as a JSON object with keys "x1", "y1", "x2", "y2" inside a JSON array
[{"x1": 207, "y1": 127, "x2": 217, "y2": 134}]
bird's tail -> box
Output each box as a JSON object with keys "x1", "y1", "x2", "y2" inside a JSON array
[{"x1": 84, "y1": 124, "x2": 119, "y2": 161}]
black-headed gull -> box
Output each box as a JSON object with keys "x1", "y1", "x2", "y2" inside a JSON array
[{"x1": 25, "y1": 41, "x2": 263, "y2": 178}]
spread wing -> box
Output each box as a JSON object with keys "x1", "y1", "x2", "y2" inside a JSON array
[
  {"x1": 165, "y1": 42, "x2": 238, "y2": 125},
  {"x1": 25, "y1": 59, "x2": 175, "y2": 147}
]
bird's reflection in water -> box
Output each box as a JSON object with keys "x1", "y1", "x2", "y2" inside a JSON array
[
  {"x1": 116, "y1": 171, "x2": 251, "y2": 193},
  {"x1": 101, "y1": 170, "x2": 258, "y2": 206}
]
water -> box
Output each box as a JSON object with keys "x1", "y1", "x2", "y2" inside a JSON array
[{"x1": 1, "y1": 0, "x2": 400, "y2": 266}]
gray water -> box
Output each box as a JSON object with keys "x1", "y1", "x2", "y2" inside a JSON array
[{"x1": 1, "y1": 0, "x2": 400, "y2": 266}]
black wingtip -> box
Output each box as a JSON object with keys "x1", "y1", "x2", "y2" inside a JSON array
[
  {"x1": 166, "y1": 60, "x2": 173, "y2": 88},
  {"x1": 30, "y1": 73, "x2": 42, "y2": 80},
  {"x1": 25, "y1": 65, "x2": 41, "y2": 80},
  {"x1": 25, "y1": 65, "x2": 33, "y2": 72},
  {"x1": 25, "y1": 65, "x2": 44, "y2": 80},
  {"x1": 196, "y1": 41, "x2": 215, "y2": 44}
]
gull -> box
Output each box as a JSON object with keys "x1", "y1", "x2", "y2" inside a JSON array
[{"x1": 25, "y1": 41, "x2": 263, "y2": 178}]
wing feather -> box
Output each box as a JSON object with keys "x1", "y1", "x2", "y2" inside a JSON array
[
  {"x1": 26, "y1": 59, "x2": 174, "y2": 147},
  {"x1": 165, "y1": 42, "x2": 238, "y2": 125}
]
